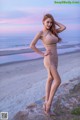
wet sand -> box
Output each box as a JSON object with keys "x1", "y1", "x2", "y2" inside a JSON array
[{"x1": 0, "y1": 51, "x2": 80, "y2": 119}]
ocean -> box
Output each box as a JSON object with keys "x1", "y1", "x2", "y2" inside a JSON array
[{"x1": 0, "y1": 32, "x2": 80, "y2": 65}]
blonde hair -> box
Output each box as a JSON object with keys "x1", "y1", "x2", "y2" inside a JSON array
[{"x1": 42, "y1": 13, "x2": 61, "y2": 42}]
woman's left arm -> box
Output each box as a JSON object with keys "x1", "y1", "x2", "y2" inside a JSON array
[{"x1": 54, "y1": 20, "x2": 66, "y2": 33}]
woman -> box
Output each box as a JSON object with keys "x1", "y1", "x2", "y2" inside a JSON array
[{"x1": 30, "y1": 13, "x2": 66, "y2": 115}]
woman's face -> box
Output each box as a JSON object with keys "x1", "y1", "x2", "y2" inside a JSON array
[{"x1": 43, "y1": 18, "x2": 53, "y2": 30}]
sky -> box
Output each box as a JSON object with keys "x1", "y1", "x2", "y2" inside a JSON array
[{"x1": 0, "y1": 0, "x2": 80, "y2": 35}]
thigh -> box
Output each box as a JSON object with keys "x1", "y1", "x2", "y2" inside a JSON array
[
  {"x1": 50, "y1": 64, "x2": 61, "y2": 82},
  {"x1": 43, "y1": 56, "x2": 54, "y2": 80},
  {"x1": 43, "y1": 54, "x2": 59, "y2": 80},
  {"x1": 50, "y1": 54, "x2": 58, "y2": 69},
  {"x1": 47, "y1": 68, "x2": 53, "y2": 80},
  {"x1": 43, "y1": 54, "x2": 58, "y2": 69}
]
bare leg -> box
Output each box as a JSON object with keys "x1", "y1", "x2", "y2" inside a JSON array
[
  {"x1": 45, "y1": 77, "x2": 53, "y2": 102},
  {"x1": 43, "y1": 69, "x2": 53, "y2": 112},
  {"x1": 46, "y1": 65, "x2": 61, "y2": 113}
]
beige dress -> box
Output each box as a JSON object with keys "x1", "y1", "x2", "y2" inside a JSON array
[{"x1": 41, "y1": 31, "x2": 59, "y2": 78}]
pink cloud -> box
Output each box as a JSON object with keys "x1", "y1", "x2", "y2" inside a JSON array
[
  {"x1": 0, "y1": 23, "x2": 80, "y2": 35},
  {"x1": 0, "y1": 6, "x2": 54, "y2": 25},
  {"x1": 0, "y1": 25, "x2": 42, "y2": 34},
  {"x1": 0, "y1": 16, "x2": 40, "y2": 24}
]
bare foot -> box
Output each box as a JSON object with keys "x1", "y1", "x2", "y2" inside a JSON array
[
  {"x1": 44, "y1": 102, "x2": 51, "y2": 116},
  {"x1": 43, "y1": 101, "x2": 47, "y2": 112},
  {"x1": 44, "y1": 102, "x2": 56, "y2": 116}
]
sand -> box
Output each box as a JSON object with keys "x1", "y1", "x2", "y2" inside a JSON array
[{"x1": 0, "y1": 51, "x2": 80, "y2": 119}]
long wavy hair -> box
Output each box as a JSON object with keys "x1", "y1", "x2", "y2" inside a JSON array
[{"x1": 42, "y1": 13, "x2": 61, "y2": 42}]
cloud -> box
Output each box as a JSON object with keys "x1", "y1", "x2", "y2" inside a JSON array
[
  {"x1": 0, "y1": 23, "x2": 80, "y2": 35},
  {"x1": 0, "y1": 24, "x2": 42, "y2": 35},
  {"x1": 0, "y1": 5, "x2": 80, "y2": 35}
]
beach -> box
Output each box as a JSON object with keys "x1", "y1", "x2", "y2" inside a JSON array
[{"x1": 0, "y1": 51, "x2": 80, "y2": 120}]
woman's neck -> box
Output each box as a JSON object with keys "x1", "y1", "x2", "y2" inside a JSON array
[{"x1": 42, "y1": 28, "x2": 50, "y2": 32}]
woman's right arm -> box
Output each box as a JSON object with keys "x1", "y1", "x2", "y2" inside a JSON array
[
  {"x1": 29, "y1": 31, "x2": 44, "y2": 57},
  {"x1": 54, "y1": 20, "x2": 66, "y2": 33}
]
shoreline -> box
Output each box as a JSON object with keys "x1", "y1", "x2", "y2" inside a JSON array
[
  {"x1": 0, "y1": 43, "x2": 80, "y2": 56},
  {"x1": 0, "y1": 50, "x2": 80, "y2": 66},
  {"x1": 0, "y1": 51, "x2": 80, "y2": 119}
]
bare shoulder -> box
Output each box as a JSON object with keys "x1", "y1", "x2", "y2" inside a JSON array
[
  {"x1": 30, "y1": 31, "x2": 43, "y2": 46},
  {"x1": 36, "y1": 30, "x2": 43, "y2": 37},
  {"x1": 35, "y1": 30, "x2": 43, "y2": 39}
]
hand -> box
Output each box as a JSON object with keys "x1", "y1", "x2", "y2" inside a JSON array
[{"x1": 44, "y1": 50, "x2": 52, "y2": 57}]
